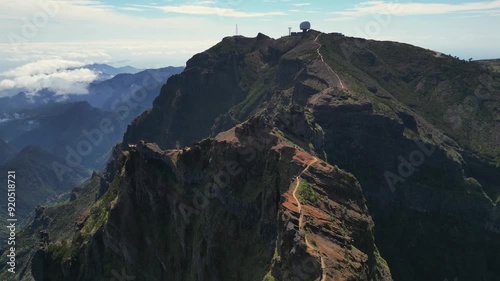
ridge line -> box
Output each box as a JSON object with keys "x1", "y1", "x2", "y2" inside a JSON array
[{"x1": 314, "y1": 33, "x2": 345, "y2": 90}]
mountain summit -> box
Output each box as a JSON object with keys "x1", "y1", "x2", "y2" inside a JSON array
[{"x1": 3, "y1": 30, "x2": 499, "y2": 281}]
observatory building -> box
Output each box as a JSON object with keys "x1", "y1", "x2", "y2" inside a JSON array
[
  {"x1": 289, "y1": 21, "x2": 311, "y2": 36},
  {"x1": 300, "y1": 21, "x2": 311, "y2": 33}
]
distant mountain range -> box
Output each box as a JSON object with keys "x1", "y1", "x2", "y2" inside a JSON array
[
  {"x1": 84, "y1": 66, "x2": 184, "y2": 110},
  {"x1": 0, "y1": 101, "x2": 123, "y2": 169},
  {"x1": 75, "y1": 63, "x2": 142, "y2": 80},
  {"x1": 0, "y1": 64, "x2": 184, "y2": 171},
  {"x1": 0, "y1": 65, "x2": 184, "y2": 114},
  {"x1": 0, "y1": 65, "x2": 183, "y2": 241}
]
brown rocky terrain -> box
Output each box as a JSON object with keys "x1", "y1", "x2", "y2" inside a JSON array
[{"x1": 17, "y1": 117, "x2": 390, "y2": 281}]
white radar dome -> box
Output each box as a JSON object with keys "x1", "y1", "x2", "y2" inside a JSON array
[{"x1": 300, "y1": 21, "x2": 311, "y2": 31}]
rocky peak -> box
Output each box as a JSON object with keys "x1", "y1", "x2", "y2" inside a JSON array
[{"x1": 28, "y1": 117, "x2": 391, "y2": 280}]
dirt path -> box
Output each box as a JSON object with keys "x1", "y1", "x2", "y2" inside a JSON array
[
  {"x1": 314, "y1": 33, "x2": 345, "y2": 90},
  {"x1": 321, "y1": 255, "x2": 326, "y2": 281},
  {"x1": 308, "y1": 86, "x2": 333, "y2": 107},
  {"x1": 292, "y1": 158, "x2": 318, "y2": 228},
  {"x1": 291, "y1": 158, "x2": 327, "y2": 280}
]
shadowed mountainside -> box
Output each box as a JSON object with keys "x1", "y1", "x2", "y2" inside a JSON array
[
  {"x1": 0, "y1": 138, "x2": 16, "y2": 165},
  {"x1": 0, "y1": 146, "x2": 89, "y2": 245}
]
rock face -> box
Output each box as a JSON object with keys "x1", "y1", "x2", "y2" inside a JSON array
[
  {"x1": 3, "y1": 30, "x2": 500, "y2": 281},
  {"x1": 121, "y1": 31, "x2": 500, "y2": 280},
  {"x1": 28, "y1": 118, "x2": 391, "y2": 281}
]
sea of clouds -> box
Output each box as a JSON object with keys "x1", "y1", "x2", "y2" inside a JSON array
[{"x1": 0, "y1": 59, "x2": 99, "y2": 97}]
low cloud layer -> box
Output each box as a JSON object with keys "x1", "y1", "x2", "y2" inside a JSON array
[{"x1": 0, "y1": 59, "x2": 98, "y2": 96}]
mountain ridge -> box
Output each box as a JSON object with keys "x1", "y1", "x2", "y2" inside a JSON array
[{"x1": 2, "y1": 30, "x2": 499, "y2": 281}]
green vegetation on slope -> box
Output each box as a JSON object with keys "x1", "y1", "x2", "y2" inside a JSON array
[
  {"x1": 297, "y1": 180, "x2": 322, "y2": 206},
  {"x1": 263, "y1": 272, "x2": 276, "y2": 281},
  {"x1": 477, "y1": 59, "x2": 500, "y2": 73},
  {"x1": 321, "y1": 34, "x2": 500, "y2": 162}
]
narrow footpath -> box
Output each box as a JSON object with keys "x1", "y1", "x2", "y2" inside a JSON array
[
  {"x1": 291, "y1": 158, "x2": 327, "y2": 281},
  {"x1": 314, "y1": 33, "x2": 345, "y2": 90}
]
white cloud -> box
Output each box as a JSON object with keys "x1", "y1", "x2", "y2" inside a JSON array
[
  {"x1": 2, "y1": 59, "x2": 85, "y2": 77},
  {"x1": 118, "y1": 7, "x2": 145, "y2": 12},
  {"x1": 0, "y1": 79, "x2": 16, "y2": 89},
  {"x1": 0, "y1": 59, "x2": 98, "y2": 95},
  {"x1": 189, "y1": 1, "x2": 217, "y2": 5},
  {"x1": 0, "y1": 0, "x2": 216, "y2": 42},
  {"x1": 151, "y1": 5, "x2": 286, "y2": 17},
  {"x1": 292, "y1": 3, "x2": 311, "y2": 7},
  {"x1": 336, "y1": 0, "x2": 500, "y2": 16}
]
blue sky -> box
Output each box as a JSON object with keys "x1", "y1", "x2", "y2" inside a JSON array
[{"x1": 0, "y1": 0, "x2": 499, "y2": 74}]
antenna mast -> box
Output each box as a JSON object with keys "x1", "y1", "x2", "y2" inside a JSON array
[{"x1": 236, "y1": 24, "x2": 239, "y2": 35}]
